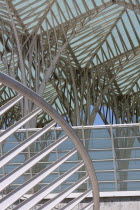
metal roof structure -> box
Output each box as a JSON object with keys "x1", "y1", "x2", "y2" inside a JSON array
[
  {"x1": 0, "y1": 73, "x2": 100, "y2": 210},
  {"x1": 0, "y1": 1, "x2": 140, "y2": 209},
  {"x1": 0, "y1": 0, "x2": 140, "y2": 128}
]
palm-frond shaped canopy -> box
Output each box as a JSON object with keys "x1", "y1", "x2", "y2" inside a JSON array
[{"x1": 0, "y1": 0, "x2": 140, "y2": 127}]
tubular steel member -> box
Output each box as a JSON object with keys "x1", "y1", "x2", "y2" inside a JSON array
[{"x1": 0, "y1": 72, "x2": 100, "y2": 210}]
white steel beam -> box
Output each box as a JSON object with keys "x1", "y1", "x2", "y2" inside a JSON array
[
  {"x1": 0, "y1": 121, "x2": 56, "y2": 168},
  {"x1": 40, "y1": 175, "x2": 89, "y2": 210},
  {"x1": 0, "y1": 107, "x2": 41, "y2": 143},
  {"x1": 0, "y1": 149, "x2": 77, "y2": 210},
  {"x1": 0, "y1": 72, "x2": 99, "y2": 210},
  {"x1": 0, "y1": 135, "x2": 68, "y2": 191},
  {"x1": 62, "y1": 188, "x2": 92, "y2": 210},
  {"x1": 0, "y1": 95, "x2": 23, "y2": 115},
  {"x1": 14, "y1": 162, "x2": 84, "y2": 210}
]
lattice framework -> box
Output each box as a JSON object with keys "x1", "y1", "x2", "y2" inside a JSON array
[{"x1": 0, "y1": 0, "x2": 140, "y2": 127}]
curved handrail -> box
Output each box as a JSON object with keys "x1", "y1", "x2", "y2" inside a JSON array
[{"x1": 0, "y1": 72, "x2": 100, "y2": 210}]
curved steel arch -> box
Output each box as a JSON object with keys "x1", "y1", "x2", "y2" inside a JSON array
[
  {"x1": 1, "y1": 1, "x2": 139, "y2": 128},
  {"x1": 0, "y1": 71, "x2": 100, "y2": 210}
]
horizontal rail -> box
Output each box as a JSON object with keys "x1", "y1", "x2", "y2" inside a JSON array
[
  {"x1": 0, "y1": 122, "x2": 140, "y2": 133},
  {"x1": 0, "y1": 135, "x2": 68, "y2": 191},
  {"x1": 0, "y1": 149, "x2": 77, "y2": 209},
  {"x1": 0, "y1": 112, "x2": 140, "y2": 194},
  {"x1": 14, "y1": 162, "x2": 84, "y2": 210},
  {"x1": 0, "y1": 121, "x2": 56, "y2": 168}
]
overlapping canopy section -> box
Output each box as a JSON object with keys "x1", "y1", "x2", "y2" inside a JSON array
[{"x1": 0, "y1": 0, "x2": 140, "y2": 127}]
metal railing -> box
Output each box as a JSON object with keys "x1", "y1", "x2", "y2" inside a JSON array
[{"x1": 0, "y1": 123, "x2": 140, "y2": 192}]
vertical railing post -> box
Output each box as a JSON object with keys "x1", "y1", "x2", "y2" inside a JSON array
[
  {"x1": 0, "y1": 136, "x2": 5, "y2": 198},
  {"x1": 110, "y1": 124, "x2": 118, "y2": 191},
  {"x1": 82, "y1": 126, "x2": 90, "y2": 190},
  {"x1": 54, "y1": 126, "x2": 62, "y2": 192},
  {"x1": 26, "y1": 128, "x2": 34, "y2": 194}
]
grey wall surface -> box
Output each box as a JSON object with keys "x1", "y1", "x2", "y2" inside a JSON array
[{"x1": 53, "y1": 196, "x2": 140, "y2": 210}]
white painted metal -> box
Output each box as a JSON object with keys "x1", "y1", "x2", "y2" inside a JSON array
[
  {"x1": 40, "y1": 175, "x2": 89, "y2": 210},
  {"x1": 0, "y1": 73, "x2": 100, "y2": 210},
  {"x1": 110, "y1": 125, "x2": 118, "y2": 191},
  {"x1": 0, "y1": 149, "x2": 77, "y2": 210},
  {"x1": 0, "y1": 95, "x2": 23, "y2": 115},
  {"x1": 62, "y1": 188, "x2": 92, "y2": 210},
  {"x1": 2, "y1": 0, "x2": 139, "y2": 208},
  {"x1": 14, "y1": 162, "x2": 84, "y2": 210},
  {"x1": 0, "y1": 108, "x2": 41, "y2": 143},
  {"x1": 3, "y1": 122, "x2": 138, "y2": 133},
  {"x1": 0, "y1": 3, "x2": 139, "y2": 205},
  {"x1": 0, "y1": 121, "x2": 56, "y2": 168},
  {"x1": 0, "y1": 135, "x2": 68, "y2": 191}
]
